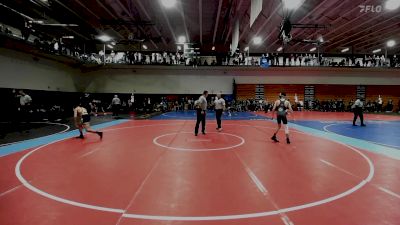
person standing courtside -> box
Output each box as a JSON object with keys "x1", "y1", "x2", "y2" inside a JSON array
[
  {"x1": 111, "y1": 94, "x2": 121, "y2": 117},
  {"x1": 195, "y1": 90, "x2": 208, "y2": 136},
  {"x1": 18, "y1": 90, "x2": 32, "y2": 122},
  {"x1": 271, "y1": 92, "x2": 294, "y2": 144},
  {"x1": 214, "y1": 93, "x2": 225, "y2": 131},
  {"x1": 352, "y1": 98, "x2": 366, "y2": 126}
]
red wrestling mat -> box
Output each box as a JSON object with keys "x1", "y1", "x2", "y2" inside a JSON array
[{"x1": 0, "y1": 120, "x2": 399, "y2": 225}]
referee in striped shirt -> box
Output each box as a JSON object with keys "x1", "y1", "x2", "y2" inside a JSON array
[{"x1": 195, "y1": 90, "x2": 208, "y2": 136}]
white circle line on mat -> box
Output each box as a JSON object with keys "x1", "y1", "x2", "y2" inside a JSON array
[{"x1": 152, "y1": 132, "x2": 245, "y2": 151}]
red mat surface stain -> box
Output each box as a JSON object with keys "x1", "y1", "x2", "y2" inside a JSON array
[{"x1": 0, "y1": 120, "x2": 399, "y2": 225}]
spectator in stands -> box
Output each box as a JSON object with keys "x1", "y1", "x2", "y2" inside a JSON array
[
  {"x1": 385, "y1": 99, "x2": 394, "y2": 112},
  {"x1": 365, "y1": 100, "x2": 371, "y2": 112},
  {"x1": 398, "y1": 99, "x2": 400, "y2": 113},
  {"x1": 377, "y1": 95, "x2": 383, "y2": 112}
]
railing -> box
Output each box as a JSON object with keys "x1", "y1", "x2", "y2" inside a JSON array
[{"x1": 1, "y1": 27, "x2": 399, "y2": 69}]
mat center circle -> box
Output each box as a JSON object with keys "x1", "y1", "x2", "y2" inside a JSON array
[{"x1": 153, "y1": 132, "x2": 245, "y2": 151}]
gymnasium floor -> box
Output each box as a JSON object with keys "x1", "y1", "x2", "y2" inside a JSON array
[{"x1": 0, "y1": 111, "x2": 399, "y2": 225}]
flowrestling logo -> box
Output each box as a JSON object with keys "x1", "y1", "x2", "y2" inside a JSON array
[{"x1": 359, "y1": 5, "x2": 383, "y2": 13}]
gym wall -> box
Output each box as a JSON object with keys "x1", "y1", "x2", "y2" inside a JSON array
[
  {"x1": 1, "y1": 49, "x2": 399, "y2": 95},
  {"x1": 0, "y1": 48, "x2": 80, "y2": 92}
]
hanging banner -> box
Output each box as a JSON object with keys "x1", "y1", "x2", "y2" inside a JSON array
[
  {"x1": 231, "y1": 19, "x2": 239, "y2": 55},
  {"x1": 250, "y1": 0, "x2": 262, "y2": 27}
]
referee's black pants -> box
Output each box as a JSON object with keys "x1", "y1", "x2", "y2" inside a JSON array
[
  {"x1": 353, "y1": 108, "x2": 364, "y2": 125},
  {"x1": 112, "y1": 104, "x2": 120, "y2": 116},
  {"x1": 215, "y1": 109, "x2": 223, "y2": 128},
  {"x1": 195, "y1": 109, "x2": 206, "y2": 134}
]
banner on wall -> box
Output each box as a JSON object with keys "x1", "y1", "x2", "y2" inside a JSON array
[
  {"x1": 304, "y1": 85, "x2": 315, "y2": 101},
  {"x1": 231, "y1": 19, "x2": 239, "y2": 55},
  {"x1": 356, "y1": 85, "x2": 366, "y2": 99},
  {"x1": 250, "y1": 0, "x2": 262, "y2": 27},
  {"x1": 260, "y1": 55, "x2": 269, "y2": 68},
  {"x1": 255, "y1": 84, "x2": 264, "y2": 100}
]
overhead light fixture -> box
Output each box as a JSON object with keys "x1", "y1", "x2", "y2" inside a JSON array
[
  {"x1": 372, "y1": 48, "x2": 382, "y2": 53},
  {"x1": 160, "y1": 0, "x2": 177, "y2": 8},
  {"x1": 42, "y1": 23, "x2": 79, "y2": 27},
  {"x1": 244, "y1": 46, "x2": 249, "y2": 51},
  {"x1": 341, "y1": 47, "x2": 349, "y2": 53},
  {"x1": 385, "y1": 0, "x2": 400, "y2": 10},
  {"x1": 387, "y1": 40, "x2": 396, "y2": 47},
  {"x1": 253, "y1": 36, "x2": 262, "y2": 45},
  {"x1": 111, "y1": 41, "x2": 116, "y2": 46},
  {"x1": 277, "y1": 46, "x2": 283, "y2": 52},
  {"x1": 211, "y1": 46, "x2": 215, "y2": 50},
  {"x1": 142, "y1": 44, "x2": 148, "y2": 50},
  {"x1": 97, "y1": 34, "x2": 112, "y2": 42},
  {"x1": 319, "y1": 36, "x2": 324, "y2": 43},
  {"x1": 62, "y1": 36, "x2": 74, "y2": 39},
  {"x1": 178, "y1": 36, "x2": 186, "y2": 44},
  {"x1": 310, "y1": 47, "x2": 316, "y2": 52},
  {"x1": 282, "y1": 0, "x2": 304, "y2": 10},
  {"x1": 107, "y1": 44, "x2": 113, "y2": 49}
]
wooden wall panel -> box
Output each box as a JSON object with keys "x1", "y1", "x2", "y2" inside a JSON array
[
  {"x1": 237, "y1": 84, "x2": 399, "y2": 110},
  {"x1": 367, "y1": 86, "x2": 400, "y2": 109},
  {"x1": 315, "y1": 85, "x2": 356, "y2": 102},
  {"x1": 264, "y1": 84, "x2": 305, "y2": 102},
  {"x1": 236, "y1": 84, "x2": 256, "y2": 100}
]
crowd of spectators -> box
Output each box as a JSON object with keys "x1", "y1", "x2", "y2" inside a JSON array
[
  {"x1": 4, "y1": 89, "x2": 68, "y2": 124},
  {"x1": 3, "y1": 88, "x2": 400, "y2": 128},
  {"x1": 224, "y1": 98, "x2": 399, "y2": 114},
  {"x1": 2, "y1": 23, "x2": 399, "y2": 68}
]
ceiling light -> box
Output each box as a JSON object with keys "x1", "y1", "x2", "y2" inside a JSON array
[
  {"x1": 385, "y1": 0, "x2": 400, "y2": 10},
  {"x1": 282, "y1": 0, "x2": 304, "y2": 10},
  {"x1": 62, "y1": 36, "x2": 74, "y2": 39},
  {"x1": 319, "y1": 36, "x2": 324, "y2": 43},
  {"x1": 253, "y1": 36, "x2": 262, "y2": 45},
  {"x1": 142, "y1": 44, "x2": 148, "y2": 50},
  {"x1": 372, "y1": 48, "x2": 381, "y2": 53},
  {"x1": 161, "y1": 0, "x2": 177, "y2": 8},
  {"x1": 41, "y1": 23, "x2": 79, "y2": 27},
  {"x1": 341, "y1": 47, "x2": 349, "y2": 53},
  {"x1": 178, "y1": 36, "x2": 186, "y2": 44},
  {"x1": 107, "y1": 44, "x2": 113, "y2": 49},
  {"x1": 97, "y1": 34, "x2": 112, "y2": 42},
  {"x1": 277, "y1": 46, "x2": 283, "y2": 52},
  {"x1": 310, "y1": 47, "x2": 316, "y2": 52},
  {"x1": 244, "y1": 46, "x2": 249, "y2": 51},
  {"x1": 212, "y1": 46, "x2": 215, "y2": 50},
  {"x1": 387, "y1": 40, "x2": 396, "y2": 47},
  {"x1": 111, "y1": 41, "x2": 116, "y2": 46}
]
